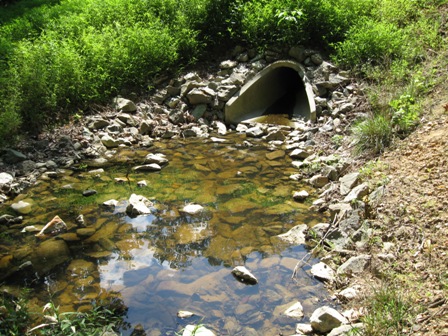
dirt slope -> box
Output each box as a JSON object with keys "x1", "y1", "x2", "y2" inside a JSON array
[{"x1": 369, "y1": 100, "x2": 448, "y2": 335}]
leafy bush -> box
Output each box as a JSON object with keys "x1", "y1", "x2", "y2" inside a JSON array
[{"x1": 334, "y1": 19, "x2": 405, "y2": 69}]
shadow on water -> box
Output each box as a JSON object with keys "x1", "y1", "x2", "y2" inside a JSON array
[{"x1": 0, "y1": 133, "x2": 335, "y2": 335}]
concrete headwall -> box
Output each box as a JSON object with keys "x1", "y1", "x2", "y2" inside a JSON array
[{"x1": 225, "y1": 60, "x2": 316, "y2": 124}]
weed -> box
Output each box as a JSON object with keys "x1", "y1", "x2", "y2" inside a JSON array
[{"x1": 362, "y1": 284, "x2": 415, "y2": 336}]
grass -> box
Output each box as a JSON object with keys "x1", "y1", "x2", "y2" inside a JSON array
[{"x1": 362, "y1": 284, "x2": 416, "y2": 336}]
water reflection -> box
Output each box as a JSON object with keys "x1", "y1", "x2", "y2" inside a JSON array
[{"x1": 1, "y1": 134, "x2": 333, "y2": 335}]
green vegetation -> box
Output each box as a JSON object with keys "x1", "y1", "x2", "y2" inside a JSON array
[
  {"x1": 0, "y1": 0, "x2": 445, "y2": 149},
  {"x1": 362, "y1": 284, "x2": 416, "y2": 336}
]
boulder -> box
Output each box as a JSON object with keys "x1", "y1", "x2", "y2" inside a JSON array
[
  {"x1": 126, "y1": 194, "x2": 153, "y2": 217},
  {"x1": 309, "y1": 175, "x2": 329, "y2": 188},
  {"x1": 231, "y1": 266, "x2": 258, "y2": 285},
  {"x1": 310, "y1": 306, "x2": 348, "y2": 333}
]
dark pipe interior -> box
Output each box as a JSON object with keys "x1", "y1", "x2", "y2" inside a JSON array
[{"x1": 263, "y1": 67, "x2": 304, "y2": 118}]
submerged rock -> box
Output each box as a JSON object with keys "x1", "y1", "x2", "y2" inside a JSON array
[
  {"x1": 231, "y1": 266, "x2": 258, "y2": 285},
  {"x1": 283, "y1": 301, "x2": 304, "y2": 319}
]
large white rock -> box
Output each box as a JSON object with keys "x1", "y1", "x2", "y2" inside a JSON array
[
  {"x1": 310, "y1": 306, "x2": 348, "y2": 333},
  {"x1": 0, "y1": 172, "x2": 13, "y2": 189},
  {"x1": 145, "y1": 153, "x2": 168, "y2": 166},
  {"x1": 276, "y1": 224, "x2": 308, "y2": 245}
]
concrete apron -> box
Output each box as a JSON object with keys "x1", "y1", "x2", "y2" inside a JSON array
[{"x1": 225, "y1": 60, "x2": 316, "y2": 125}]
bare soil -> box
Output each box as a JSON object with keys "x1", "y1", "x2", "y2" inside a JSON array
[{"x1": 359, "y1": 100, "x2": 448, "y2": 335}]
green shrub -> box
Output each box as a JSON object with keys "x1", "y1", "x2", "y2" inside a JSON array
[
  {"x1": 334, "y1": 19, "x2": 405, "y2": 69},
  {"x1": 352, "y1": 114, "x2": 393, "y2": 154}
]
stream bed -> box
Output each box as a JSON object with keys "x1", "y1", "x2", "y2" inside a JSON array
[{"x1": 1, "y1": 132, "x2": 334, "y2": 335}]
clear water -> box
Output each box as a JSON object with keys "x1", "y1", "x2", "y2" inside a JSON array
[{"x1": 0, "y1": 133, "x2": 333, "y2": 335}]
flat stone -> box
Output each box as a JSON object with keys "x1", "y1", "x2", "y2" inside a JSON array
[
  {"x1": 145, "y1": 153, "x2": 168, "y2": 166},
  {"x1": 266, "y1": 150, "x2": 285, "y2": 161},
  {"x1": 290, "y1": 149, "x2": 310, "y2": 160},
  {"x1": 133, "y1": 163, "x2": 162, "y2": 172},
  {"x1": 180, "y1": 204, "x2": 204, "y2": 215}
]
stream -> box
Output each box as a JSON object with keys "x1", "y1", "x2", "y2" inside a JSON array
[{"x1": 0, "y1": 132, "x2": 335, "y2": 335}]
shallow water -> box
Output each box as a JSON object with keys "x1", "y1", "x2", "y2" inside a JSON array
[{"x1": 1, "y1": 133, "x2": 334, "y2": 335}]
